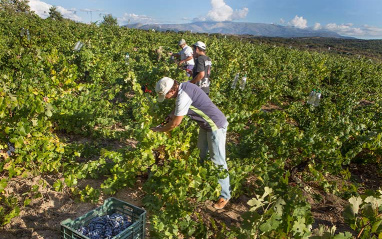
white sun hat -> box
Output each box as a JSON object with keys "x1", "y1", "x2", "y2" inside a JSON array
[
  {"x1": 155, "y1": 77, "x2": 175, "y2": 102},
  {"x1": 178, "y1": 39, "x2": 186, "y2": 45},
  {"x1": 192, "y1": 41, "x2": 206, "y2": 50}
]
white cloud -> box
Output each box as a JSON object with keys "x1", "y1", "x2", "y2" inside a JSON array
[
  {"x1": 207, "y1": 0, "x2": 233, "y2": 21},
  {"x1": 118, "y1": 13, "x2": 156, "y2": 25},
  {"x1": 313, "y1": 23, "x2": 322, "y2": 30},
  {"x1": 311, "y1": 21, "x2": 382, "y2": 38},
  {"x1": 361, "y1": 25, "x2": 382, "y2": 37},
  {"x1": 232, "y1": 7, "x2": 249, "y2": 20},
  {"x1": 29, "y1": 0, "x2": 81, "y2": 21},
  {"x1": 288, "y1": 15, "x2": 308, "y2": 29},
  {"x1": 193, "y1": 16, "x2": 207, "y2": 22},
  {"x1": 56, "y1": 7, "x2": 81, "y2": 21},
  {"x1": 194, "y1": 0, "x2": 248, "y2": 22},
  {"x1": 28, "y1": 0, "x2": 50, "y2": 18},
  {"x1": 325, "y1": 23, "x2": 363, "y2": 35},
  {"x1": 279, "y1": 18, "x2": 285, "y2": 24},
  {"x1": 80, "y1": 8, "x2": 103, "y2": 13}
]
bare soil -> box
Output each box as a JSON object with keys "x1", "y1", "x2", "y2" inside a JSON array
[
  {"x1": 1, "y1": 161, "x2": 381, "y2": 238},
  {"x1": 0, "y1": 175, "x2": 146, "y2": 239}
]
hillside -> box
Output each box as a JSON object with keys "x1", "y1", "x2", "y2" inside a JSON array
[
  {"x1": 244, "y1": 36, "x2": 382, "y2": 61},
  {"x1": 127, "y1": 21, "x2": 346, "y2": 38}
]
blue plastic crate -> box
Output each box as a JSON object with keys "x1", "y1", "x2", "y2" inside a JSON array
[{"x1": 61, "y1": 197, "x2": 146, "y2": 239}]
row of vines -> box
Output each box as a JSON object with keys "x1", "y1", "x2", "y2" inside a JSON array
[{"x1": 1, "y1": 9, "x2": 382, "y2": 238}]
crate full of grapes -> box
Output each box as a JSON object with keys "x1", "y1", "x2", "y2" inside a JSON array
[{"x1": 60, "y1": 197, "x2": 146, "y2": 239}]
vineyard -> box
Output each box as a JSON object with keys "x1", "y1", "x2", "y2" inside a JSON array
[{"x1": 1, "y1": 7, "x2": 382, "y2": 239}]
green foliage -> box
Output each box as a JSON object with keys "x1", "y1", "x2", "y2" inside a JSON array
[
  {"x1": 48, "y1": 6, "x2": 63, "y2": 21},
  {"x1": 101, "y1": 14, "x2": 118, "y2": 27},
  {"x1": 237, "y1": 179, "x2": 314, "y2": 238},
  {"x1": 344, "y1": 192, "x2": 382, "y2": 239},
  {"x1": 0, "y1": 0, "x2": 31, "y2": 13},
  {"x1": 0, "y1": 195, "x2": 20, "y2": 226},
  {"x1": 0, "y1": 10, "x2": 381, "y2": 238},
  {"x1": 311, "y1": 225, "x2": 353, "y2": 239}
]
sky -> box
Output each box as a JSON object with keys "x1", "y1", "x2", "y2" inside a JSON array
[{"x1": 28, "y1": 0, "x2": 382, "y2": 39}]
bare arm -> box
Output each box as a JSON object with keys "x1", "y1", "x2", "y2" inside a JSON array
[
  {"x1": 179, "y1": 55, "x2": 193, "y2": 65},
  {"x1": 151, "y1": 115, "x2": 183, "y2": 132},
  {"x1": 190, "y1": 71, "x2": 205, "y2": 84}
]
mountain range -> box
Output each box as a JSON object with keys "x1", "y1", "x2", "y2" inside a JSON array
[{"x1": 125, "y1": 21, "x2": 348, "y2": 38}]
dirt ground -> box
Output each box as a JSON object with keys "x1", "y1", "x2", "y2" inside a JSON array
[
  {"x1": 0, "y1": 174, "x2": 251, "y2": 239},
  {"x1": 1, "y1": 161, "x2": 381, "y2": 238},
  {"x1": 0, "y1": 175, "x2": 147, "y2": 239}
]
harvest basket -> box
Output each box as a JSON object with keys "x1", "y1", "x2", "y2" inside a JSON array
[{"x1": 60, "y1": 197, "x2": 146, "y2": 239}]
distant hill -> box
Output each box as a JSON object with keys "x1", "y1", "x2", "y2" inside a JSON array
[{"x1": 126, "y1": 21, "x2": 349, "y2": 38}]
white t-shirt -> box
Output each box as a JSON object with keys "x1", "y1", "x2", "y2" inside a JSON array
[
  {"x1": 174, "y1": 84, "x2": 192, "y2": 116},
  {"x1": 179, "y1": 45, "x2": 195, "y2": 66}
]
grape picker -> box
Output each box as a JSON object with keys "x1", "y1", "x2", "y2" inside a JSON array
[
  {"x1": 190, "y1": 41, "x2": 212, "y2": 96},
  {"x1": 169, "y1": 39, "x2": 195, "y2": 77},
  {"x1": 150, "y1": 77, "x2": 231, "y2": 209}
]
